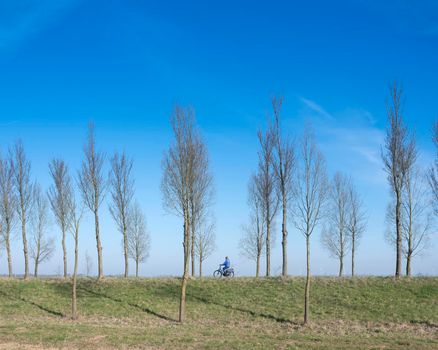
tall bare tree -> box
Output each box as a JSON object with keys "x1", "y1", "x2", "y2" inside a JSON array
[
  {"x1": 67, "y1": 186, "x2": 83, "y2": 320},
  {"x1": 381, "y1": 82, "x2": 417, "y2": 277},
  {"x1": 78, "y1": 123, "x2": 106, "y2": 280},
  {"x1": 109, "y1": 151, "x2": 134, "y2": 278},
  {"x1": 30, "y1": 184, "x2": 55, "y2": 278},
  {"x1": 239, "y1": 174, "x2": 266, "y2": 277},
  {"x1": 387, "y1": 167, "x2": 433, "y2": 276},
  {"x1": 48, "y1": 159, "x2": 71, "y2": 278},
  {"x1": 0, "y1": 153, "x2": 16, "y2": 277},
  {"x1": 428, "y1": 121, "x2": 438, "y2": 215},
  {"x1": 13, "y1": 140, "x2": 34, "y2": 279},
  {"x1": 347, "y1": 181, "x2": 366, "y2": 277},
  {"x1": 128, "y1": 202, "x2": 150, "y2": 277},
  {"x1": 292, "y1": 126, "x2": 328, "y2": 324},
  {"x1": 161, "y1": 106, "x2": 205, "y2": 322},
  {"x1": 194, "y1": 219, "x2": 215, "y2": 278},
  {"x1": 271, "y1": 96, "x2": 294, "y2": 277},
  {"x1": 257, "y1": 125, "x2": 279, "y2": 277},
  {"x1": 321, "y1": 172, "x2": 350, "y2": 277}
]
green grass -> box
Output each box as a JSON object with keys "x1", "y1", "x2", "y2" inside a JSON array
[{"x1": 0, "y1": 277, "x2": 437, "y2": 349}]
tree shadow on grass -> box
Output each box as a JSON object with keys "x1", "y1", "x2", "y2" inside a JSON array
[
  {"x1": 187, "y1": 293, "x2": 299, "y2": 325},
  {"x1": 0, "y1": 290, "x2": 64, "y2": 317},
  {"x1": 78, "y1": 286, "x2": 177, "y2": 323}
]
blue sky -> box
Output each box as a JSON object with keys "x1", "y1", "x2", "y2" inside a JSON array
[{"x1": 0, "y1": 0, "x2": 437, "y2": 276}]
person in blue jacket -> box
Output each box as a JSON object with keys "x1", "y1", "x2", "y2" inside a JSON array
[{"x1": 220, "y1": 256, "x2": 230, "y2": 273}]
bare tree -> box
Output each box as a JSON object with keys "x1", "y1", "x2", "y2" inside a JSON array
[
  {"x1": 30, "y1": 184, "x2": 55, "y2": 278},
  {"x1": 381, "y1": 82, "x2": 417, "y2": 277},
  {"x1": 271, "y1": 96, "x2": 295, "y2": 277},
  {"x1": 428, "y1": 121, "x2": 438, "y2": 215},
  {"x1": 161, "y1": 106, "x2": 205, "y2": 322},
  {"x1": 195, "y1": 219, "x2": 215, "y2": 278},
  {"x1": 48, "y1": 159, "x2": 71, "y2": 278},
  {"x1": 387, "y1": 167, "x2": 433, "y2": 276},
  {"x1": 109, "y1": 151, "x2": 134, "y2": 278},
  {"x1": 13, "y1": 140, "x2": 34, "y2": 279},
  {"x1": 78, "y1": 123, "x2": 106, "y2": 280},
  {"x1": 257, "y1": 125, "x2": 279, "y2": 277},
  {"x1": 67, "y1": 187, "x2": 83, "y2": 320},
  {"x1": 0, "y1": 153, "x2": 16, "y2": 277},
  {"x1": 291, "y1": 126, "x2": 328, "y2": 325},
  {"x1": 128, "y1": 202, "x2": 150, "y2": 277},
  {"x1": 347, "y1": 181, "x2": 366, "y2": 277},
  {"x1": 239, "y1": 174, "x2": 266, "y2": 277},
  {"x1": 321, "y1": 172, "x2": 350, "y2": 277},
  {"x1": 85, "y1": 250, "x2": 93, "y2": 277}
]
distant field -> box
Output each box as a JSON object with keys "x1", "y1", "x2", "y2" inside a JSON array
[{"x1": 0, "y1": 277, "x2": 437, "y2": 349}]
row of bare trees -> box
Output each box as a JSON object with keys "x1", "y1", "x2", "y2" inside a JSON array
[
  {"x1": 240, "y1": 98, "x2": 331, "y2": 324},
  {"x1": 0, "y1": 124, "x2": 151, "y2": 281},
  {"x1": 240, "y1": 83, "x2": 436, "y2": 324}
]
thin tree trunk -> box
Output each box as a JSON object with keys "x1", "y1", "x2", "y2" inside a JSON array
[
  {"x1": 62, "y1": 226, "x2": 68, "y2": 279},
  {"x1": 395, "y1": 193, "x2": 402, "y2": 278},
  {"x1": 266, "y1": 218, "x2": 271, "y2": 277},
  {"x1": 34, "y1": 260, "x2": 39, "y2": 278},
  {"x1": 406, "y1": 191, "x2": 413, "y2": 277},
  {"x1": 282, "y1": 195, "x2": 288, "y2": 276},
  {"x1": 339, "y1": 256, "x2": 343, "y2": 277},
  {"x1": 35, "y1": 240, "x2": 41, "y2": 278},
  {"x1": 72, "y1": 229, "x2": 79, "y2": 320},
  {"x1": 199, "y1": 253, "x2": 203, "y2": 278},
  {"x1": 123, "y1": 224, "x2": 129, "y2": 278},
  {"x1": 21, "y1": 218, "x2": 29, "y2": 279},
  {"x1": 95, "y1": 210, "x2": 103, "y2": 280},
  {"x1": 6, "y1": 229, "x2": 13, "y2": 278},
  {"x1": 191, "y1": 222, "x2": 195, "y2": 277},
  {"x1": 256, "y1": 253, "x2": 260, "y2": 278},
  {"x1": 304, "y1": 234, "x2": 310, "y2": 325},
  {"x1": 351, "y1": 231, "x2": 355, "y2": 277},
  {"x1": 179, "y1": 211, "x2": 190, "y2": 323},
  {"x1": 406, "y1": 254, "x2": 411, "y2": 277},
  {"x1": 339, "y1": 237, "x2": 344, "y2": 277},
  {"x1": 136, "y1": 259, "x2": 139, "y2": 278}
]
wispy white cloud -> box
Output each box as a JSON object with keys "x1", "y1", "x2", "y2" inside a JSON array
[{"x1": 299, "y1": 97, "x2": 334, "y2": 121}]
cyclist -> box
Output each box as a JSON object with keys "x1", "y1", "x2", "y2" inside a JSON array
[{"x1": 220, "y1": 256, "x2": 231, "y2": 274}]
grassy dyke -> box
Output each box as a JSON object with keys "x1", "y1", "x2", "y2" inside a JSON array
[{"x1": 0, "y1": 277, "x2": 437, "y2": 349}]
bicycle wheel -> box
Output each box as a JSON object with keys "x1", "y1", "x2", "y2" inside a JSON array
[
  {"x1": 213, "y1": 270, "x2": 222, "y2": 278},
  {"x1": 228, "y1": 270, "x2": 234, "y2": 278}
]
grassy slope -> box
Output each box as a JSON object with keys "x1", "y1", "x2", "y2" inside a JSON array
[{"x1": 0, "y1": 277, "x2": 437, "y2": 349}]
